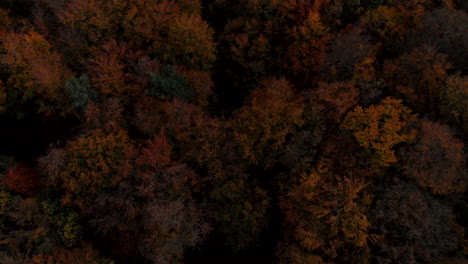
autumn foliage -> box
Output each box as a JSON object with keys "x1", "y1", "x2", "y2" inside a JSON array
[
  {"x1": 4, "y1": 166, "x2": 39, "y2": 195},
  {"x1": 0, "y1": 1, "x2": 466, "y2": 263}
]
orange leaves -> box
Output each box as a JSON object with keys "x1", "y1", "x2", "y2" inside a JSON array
[
  {"x1": 343, "y1": 97, "x2": 416, "y2": 167},
  {"x1": 1, "y1": 30, "x2": 71, "y2": 115},
  {"x1": 88, "y1": 40, "x2": 132, "y2": 97},
  {"x1": 363, "y1": 4, "x2": 420, "y2": 41},
  {"x1": 282, "y1": 11, "x2": 329, "y2": 76},
  {"x1": 58, "y1": 0, "x2": 114, "y2": 45},
  {"x1": 29, "y1": 243, "x2": 114, "y2": 264},
  {"x1": 122, "y1": 0, "x2": 181, "y2": 45},
  {"x1": 231, "y1": 78, "x2": 304, "y2": 167},
  {"x1": 281, "y1": 165, "x2": 371, "y2": 262}
]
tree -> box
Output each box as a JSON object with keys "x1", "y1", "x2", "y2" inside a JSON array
[
  {"x1": 41, "y1": 129, "x2": 135, "y2": 211},
  {"x1": 309, "y1": 81, "x2": 359, "y2": 123},
  {"x1": 320, "y1": 26, "x2": 376, "y2": 82},
  {"x1": 120, "y1": 0, "x2": 182, "y2": 47},
  {"x1": 399, "y1": 120, "x2": 466, "y2": 195},
  {"x1": 207, "y1": 163, "x2": 270, "y2": 251},
  {"x1": 231, "y1": 78, "x2": 304, "y2": 167},
  {"x1": 361, "y1": 3, "x2": 422, "y2": 56},
  {"x1": 39, "y1": 128, "x2": 209, "y2": 263},
  {"x1": 85, "y1": 98, "x2": 125, "y2": 132},
  {"x1": 64, "y1": 74, "x2": 96, "y2": 114},
  {"x1": 342, "y1": 97, "x2": 416, "y2": 167},
  {"x1": 383, "y1": 45, "x2": 450, "y2": 116},
  {"x1": 371, "y1": 179, "x2": 460, "y2": 263},
  {"x1": 352, "y1": 56, "x2": 383, "y2": 106},
  {"x1": 179, "y1": 68, "x2": 213, "y2": 107},
  {"x1": 163, "y1": 13, "x2": 216, "y2": 70},
  {"x1": 87, "y1": 40, "x2": 140, "y2": 97},
  {"x1": 0, "y1": 190, "x2": 82, "y2": 263},
  {"x1": 146, "y1": 65, "x2": 193, "y2": 100},
  {"x1": 0, "y1": 195, "x2": 52, "y2": 262},
  {"x1": 29, "y1": 243, "x2": 114, "y2": 264},
  {"x1": 167, "y1": 110, "x2": 271, "y2": 251},
  {"x1": 3, "y1": 166, "x2": 40, "y2": 196},
  {"x1": 440, "y1": 75, "x2": 468, "y2": 133},
  {"x1": 279, "y1": 165, "x2": 372, "y2": 263},
  {"x1": 57, "y1": 0, "x2": 115, "y2": 46},
  {"x1": 281, "y1": 10, "x2": 329, "y2": 82},
  {"x1": 133, "y1": 130, "x2": 210, "y2": 263},
  {"x1": 1, "y1": 29, "x2": 71, "y2": 116},
  {"x1": 407, "y1": 7, "x2": 468, "y2": 72}
]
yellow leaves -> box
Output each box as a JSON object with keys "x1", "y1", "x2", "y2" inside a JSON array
[
  {"x1": 296, "y1": 11, "x2": 328, "y2": 40},
  {"x1": 340, "y1": 208, "x2": 370, "y2": 247},
  {"x1": 0, "y1": 189, "x2": 10, "y2": 213},
  {"x1": 440, "y1": 75, "x2": 468, "y2": 132},
  {"x1": 343, "y1": 97, "x2": 416, "y2": 167},
  {"x1": 62, "y1": 214, "x2": 81, "y2": 244},
  {"x1": 166, "y1": 13, "x2": 216, "y2": 70},
  {"x1": 363, "y1": 5, "x2": 415, "y2": 40},
  {"x1": 61, "y1": 129, "x2": 134, "y2": 195}
]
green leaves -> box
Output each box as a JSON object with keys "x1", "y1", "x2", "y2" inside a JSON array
[
  {"x1": 64, "y1": 74, "x2": 96, "y2": 113},
  {"x1": 146, "y1": 65, "x2": 193, "y2": 100}
]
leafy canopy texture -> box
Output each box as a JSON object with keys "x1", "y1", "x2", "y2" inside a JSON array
[
  {"x1": 400, "y1": 120, "x2": 466, "y2": 195},
  {"x1": 342, "y1": 97, "x2": 416, "y2": 167},
  {"x1": 232, "y1": 78, "x2": 304, "y2": 167},
  {"x1": 280, "y1": 165, "x2": 371, "y2": 263}
]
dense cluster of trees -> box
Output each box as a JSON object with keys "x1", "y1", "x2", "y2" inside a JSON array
[{"x1": 0, "y1": 0, "x2": 466, "y2": 263}]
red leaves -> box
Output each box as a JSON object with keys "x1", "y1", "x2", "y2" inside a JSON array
[
  {"x1": 137, "y1": 129, "x2": 172, "y2": 168},
  {"x1": 4, "y1": 167, "x2": 40, "y2": 195}
]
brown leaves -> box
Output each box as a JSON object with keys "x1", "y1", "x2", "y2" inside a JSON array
[
  {"x1": 310, "y1": 81, "x2": 359, "y2": 122},
  {"x1": 88, "y1": 40, "x2": 130, "y2": 97},
  {"x1": 1, "y1": 30, "x2": 71, "y2": 115},
  {"x1": 383, "y1": 45, "x2": 450, "y2": 115},
  {"x1": 58, "y1": 0, "x2": 114, "y2": 45},
  {"x1": 400, "y1": 120, "x2": 466, "y2": 195},
  {"x1": 231, "y1": 78, "x2": 304, "y2": 167}
]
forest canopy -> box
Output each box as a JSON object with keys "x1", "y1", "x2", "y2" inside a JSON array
[{"x1": 0, "y1": 0, "x2": 467, "y2": 263}]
